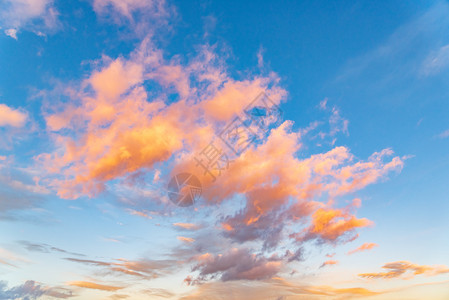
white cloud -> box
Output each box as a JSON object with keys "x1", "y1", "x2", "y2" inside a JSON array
[
  {"x1": 4, "y1": 28, "x2": 17, "y2": 40},
  {"x1": 437, "y1": 129, "x2": 449, "y2": 139},
  {"x1": 421, "y1": 44, "x2": 449, "y2": 76}
]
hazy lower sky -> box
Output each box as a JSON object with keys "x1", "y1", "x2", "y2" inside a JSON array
[{"x1": 0, "y1": 0, "x2": 448, "y2": 299}]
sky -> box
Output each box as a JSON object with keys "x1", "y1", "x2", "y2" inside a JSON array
[{"x1": 0, "y1": 0, "x2": 449, "y2": 299}]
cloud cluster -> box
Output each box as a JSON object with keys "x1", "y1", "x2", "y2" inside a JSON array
[
  {"x1": 39, "y1": 37, "x2": 285, "y2": 199},
  {"x1": 38, "y1": 33, "x2": 405, "y2": 286}
]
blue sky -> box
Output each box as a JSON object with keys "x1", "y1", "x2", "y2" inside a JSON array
[{"x1": 0, "y1": 0, "x2": 449, "y2": 299}]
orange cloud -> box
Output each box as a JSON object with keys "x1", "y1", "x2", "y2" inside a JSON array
[
  {"x1": 67, "y1": 281, "x2": 123, "y2": 291},
  {"x1": 348, "y1": 242, "x2": 378, "y2": 255},
  {"x1": 0, "y1": 104, "x2": 27, "y2": 127},
  {"x1": 295, "y1": 206, "x2": 373, "y2": 244},
  {"x1": 173, "y1": 223, "x2": 200, "y2": 230},
  {"x1": 40, "y1": 38, "x2": 284, "y2": 199},
  {"x1": 37, "y1": 36, "x2": 407, "y2": 287},
  {"x1": 359, "y1": 261, "x2": 449, "y2": 279},
  {"x1": 126, "y1": 209, "x2": 152, "y2": 219},
  {"x1": 177, "y1": 236, "x2": 195, "y2": 243},
  {"x1": 181, "y1": 277, "x2": 381, "y2": 299},
  {"x1": 320, "y1": 260, "x2": 338, "y2": 268}
]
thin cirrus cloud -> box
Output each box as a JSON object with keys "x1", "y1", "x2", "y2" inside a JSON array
[
  {"x1": 19, "y1": 241, "x2": 85, "y2": 257},
  {"x1": 359, "y1": 261, "x2": 449, "y2": 279},
  {"x1": 66, "y1": 281, "x2": 123, "y2": 292},
  {"x1": 347, "y1": 242, "x2": 378, "y2": 255},
  {"x1": 421, "y1": 44, "x2": 449, "y2": 76},
  {"x1": 64, "y1": 257, "x2": 176, "y2": 279}
]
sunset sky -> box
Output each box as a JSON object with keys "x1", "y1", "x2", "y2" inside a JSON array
[{"x1": 1, "y1": 0, "x2": 449, "y2": 299}]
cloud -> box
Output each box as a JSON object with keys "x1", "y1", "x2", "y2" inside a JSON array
[
  {"x1": 141, "y1": 288, "x2": 175, "y2": 298},
  {"x1": 320, "y1": 260, "x2": 338, "y2": 268},
  {"x1": 173, "y1": 223, "x2": 201, "y2": 230},
  {"x1": 347, "y1": 243, "x2": 378, "y2": 255},
  {"x1": 0, "y1": 104, "x2": 27, "y2": 127},
  {"x1": 67, "y1": 281, "x2": 123, "y2": 292},
  {"x1": 19, "y1": 241, "x2": 85, "y2": 257},
  {"x1": 359, "y1": 261, "x2": 449, "y2": 279},
  {"x1": 437, "y1": 129, "x2": 449, "y2": 139},
  {"x1": 291, "y1": 200, "x2": 373, "y2": 245},
  {"x1": 64, "y1": 257, "x2": 175, "y2": 279},
  {"x1": 181, "y1": 277, "x2": 381, "y2": 299},
  {"x1": 37, "y1": 30, "x2": 405, "y2": 289},
  {"x1": 125, "y1": 208, "x2": 153, "y2": 219},
  {"x1": 0, "y1": 280, "x2": 73, "y2": 299},
  {"x1": 0, "y1": 158, "x2": 51, "y2": 219},
  {"x1": 4, "y1": 28, "x2": 17, "y2": 40},
  {"x1": 208, "y1": 126, "x2": 400, "y2": 250},
  {"x1": 91, "y1": 0, "x2": 174, "y2": 34},
  {"x1": 421, "y1": 44, "x2": 449, "y2": 76},
  {"x1": 93, "y1": 0, "x2": 169, "y2": 18},
  {"x1": 0, "y1": 0, "x2": 59, "y2": 38},
  {"x1": 188, "y1": 248, "x2": 283, "y2": 283},
  {"x1": 177, "y1": 236, "x2": 195, "y2": 243},
  {"x1": 109, "y1": 294, "x2": 129, "y2": 299},
  {"x1": 0, "y1": 247, "x2": 29, "y2": 268},
  {"x1": 39, "y1": 37, "x2": 286, "y2": 199}
]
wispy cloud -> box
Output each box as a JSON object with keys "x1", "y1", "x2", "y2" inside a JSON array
[
  {"x1": 359, "y1": 261, "x2": 449, "y2": 279},
  {"x1": 67, "y1": 281, "x2": 123, "y2": 292},
  {"x1": 320, "y1": 260, "x2": 338, "y2": 268},
  {"x1": 437, "y1": 129, "x2": 449, "y2": 139},
  {"x1": 347, "y1": 242, "x2": 378, "y2": 255},
  {"x1": 0, "y1": 0, "x2": 59, "y2": 38},
  {"x1": 65, "y1": 257, "x2": 175, "y2": 279},
  {"x1": 421, "y1": 44, "x2": 449, "y2": 76},
  {"x1": 19, "y1": 241, "x2": 85, "y2": 257}
]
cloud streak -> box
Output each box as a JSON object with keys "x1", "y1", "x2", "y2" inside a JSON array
[{"x1": 359, "y1": 261, "x2": 449, "y2": 279}]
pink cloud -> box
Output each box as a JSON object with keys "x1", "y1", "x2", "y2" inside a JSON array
[{"x1": 0, "y1": 104, "x2": 27, "y2": 127}]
